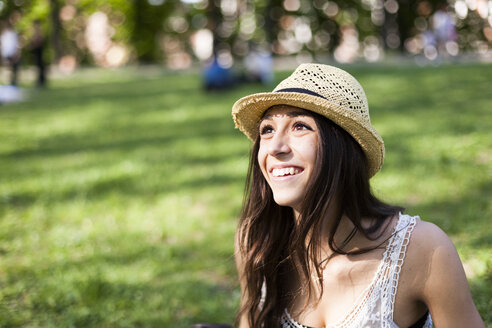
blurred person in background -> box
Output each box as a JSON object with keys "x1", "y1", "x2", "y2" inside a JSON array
[
  {"x1": 203, "y1": 56, "x2": 236, "y2": 91},
  {"x1": 243, "y1": 43, "x2": 274, "y2": 85},
  {"x1": 29, "y1": 20, "x2": 46, "y2": 87},
  {"x1": 1, "y1": 21, "x2": 21, "y2": 86},
  {"x1": 432, "y1": 4, "x2": 457, "y2": 58}
]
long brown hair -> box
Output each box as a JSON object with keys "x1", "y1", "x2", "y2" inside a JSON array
[{"x1": 235, "y1": 110, "x2": 403, "y2": 327}]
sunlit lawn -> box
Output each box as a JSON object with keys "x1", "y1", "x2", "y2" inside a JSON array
[{"x1": 0, "y1": 63, "x2": 490, "y2": 327}]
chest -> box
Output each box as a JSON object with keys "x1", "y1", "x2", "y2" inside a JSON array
[
  {"x1": 286, "y1": 233, "x2": 425, "y2": 328},
  {"x1": 290, "y1": 251, "x2": 386, "y2": 326}
]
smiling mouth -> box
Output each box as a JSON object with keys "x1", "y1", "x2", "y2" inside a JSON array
[{"x1": 271, "y1": 167, "x2": 303, "y2": 177}]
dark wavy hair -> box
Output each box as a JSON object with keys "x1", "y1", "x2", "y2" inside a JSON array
[{"x1": 235, "y1": 109, "x2": 403, "y2": 327}]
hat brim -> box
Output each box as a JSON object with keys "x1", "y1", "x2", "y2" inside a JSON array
[{"x1": 232, "y1": 91, "x2": 384, "y2": 177}]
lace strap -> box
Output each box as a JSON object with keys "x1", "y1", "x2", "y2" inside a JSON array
[
  {"x1": 281, "y1": 309, "x2": 311, "y2": 328},
  {"x1": 380, "y1": 213, "x2": 418, "y2": 321}
]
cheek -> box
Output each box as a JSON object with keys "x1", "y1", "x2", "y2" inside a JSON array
[
  {"x1": 257, "y1": 147, "x2": 269, "y2": 178},
  {"x1": 300, "y1": 138, "x2": 318, "y2": 166},
  {"x1": 308, "y1": 141, "x2": 318, "y2": 163}
]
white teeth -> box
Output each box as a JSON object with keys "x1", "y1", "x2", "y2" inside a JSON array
[{"x1": 272, "y1": 167, "x2": 300, "y2": 177}]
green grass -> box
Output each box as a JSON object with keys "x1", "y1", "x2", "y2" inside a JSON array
[{"x1": 0, "y1": 63, "x2": 491, "y2": 327}]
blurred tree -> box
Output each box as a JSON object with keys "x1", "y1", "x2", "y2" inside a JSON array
[
  {"x1": 0, "y1": 0, "x2": 489, "y2": 67},
  {"x1": 206, "y1": 0, "x2": 222, "y2": 56},
  {"x1": 395, "y1": 0, "x2": 414, "y2": 52},
  {"x1": 49, "y1": 0, "x2": 62, "y2": 62},
  {"x1": 131, "y1": 0, "x2": 175, "y2": 62}
]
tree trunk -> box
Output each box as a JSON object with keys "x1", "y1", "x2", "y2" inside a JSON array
[
  {"x1": 50, "y1": 0, "x2": 63, "y2": 63},
  {"x1": 206, "y1": 0, "x2": 222, "y2": 56}
]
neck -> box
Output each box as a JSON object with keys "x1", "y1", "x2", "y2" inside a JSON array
[
  {"x1": 293, "y1": 208, "x2": 301, "y2": 223},
  {"x1": 293, "y1": 203, "x2": 350, "y2": 254}
]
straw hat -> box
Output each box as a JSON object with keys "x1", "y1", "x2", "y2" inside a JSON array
[{"x1": 232, "y1": 63, "x2": 384, "y2": 177}]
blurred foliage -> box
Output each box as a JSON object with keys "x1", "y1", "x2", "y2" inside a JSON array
[{"x1": 0, "y1": 0, "x2": 490, "y2": 64}]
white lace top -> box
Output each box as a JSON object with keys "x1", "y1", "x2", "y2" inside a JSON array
[{"x1": 280, "y1": 213, "x2": 433, "y2": 328}]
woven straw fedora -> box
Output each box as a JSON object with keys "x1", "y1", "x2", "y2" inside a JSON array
[{"x1": 232, "y1": 63, "x2": 384, "y2": 177}]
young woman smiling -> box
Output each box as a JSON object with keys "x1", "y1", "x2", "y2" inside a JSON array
[{"x1": 231, "y1": 64, "x2": 484, "y2": 328}]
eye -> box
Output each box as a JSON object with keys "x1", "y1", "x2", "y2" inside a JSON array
[
  {"x1": 293, "y1": 121, "x2": 313, "y2": 131},
  {"x1": 260, "y1": 124, "x2": 274, "y2": 135}
]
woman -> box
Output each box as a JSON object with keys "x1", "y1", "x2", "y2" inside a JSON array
[{"x1": 232, "y1": 64, "x2": 484, "y2": 328}]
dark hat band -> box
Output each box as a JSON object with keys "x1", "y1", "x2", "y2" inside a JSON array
[{"x1": 275, "y1": 88, "x2": 327, "y2": 100}]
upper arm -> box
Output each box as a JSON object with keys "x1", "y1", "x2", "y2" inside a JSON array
[
  {"x1": 235, "y1": 229, "x2": 250, "y2": 328},
  {"x1": 411, "y1": 221, "x2": 484, "y2": 327},
  {"x1": 235, "y1": 230, "x2": 246, "y2": 289}
]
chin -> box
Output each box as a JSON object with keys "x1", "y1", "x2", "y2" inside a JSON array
[{"x1": 272, "y1": 193, "x2": 302, "y2": 209}]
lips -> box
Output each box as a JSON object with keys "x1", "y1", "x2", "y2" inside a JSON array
[{"x1": 271, "y1": 166, "x2": 303, "y2": 177}]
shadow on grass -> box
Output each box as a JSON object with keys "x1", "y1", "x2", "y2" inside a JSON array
[
  {"x1": 3, "y1": 75, "x2": 201, "y2": 113},
  {"x1": 1, "y1": 78, "x2": 250, "y2": 208},
  {"x1": 470, "y1": 276, "x2": 492, "y2": 325},
  {"x1": 3, "y1": 115, "x2": 236, "y2": 160},
  {"x1": 410, "y1": 179, "x2": 491, "y2": 239},
  {"x1": 1, "y1": 233, "x2": 238, "y2": 328},
  {"x1": 1, "y1": 168, "x2": 245, "y2": 211}
]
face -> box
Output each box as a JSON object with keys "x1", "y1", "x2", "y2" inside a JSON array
[{"x1": 257, "y1": 105, "x2": 319, "y2": 212}]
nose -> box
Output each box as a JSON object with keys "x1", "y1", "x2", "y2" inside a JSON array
[{"x1": 268, "y1": 131, "x2": 291, "y2": 157}]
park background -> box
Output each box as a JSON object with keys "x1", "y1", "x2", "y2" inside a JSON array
[{"x1": 1, "y1": 0, "x2": 491, "y2": 327}]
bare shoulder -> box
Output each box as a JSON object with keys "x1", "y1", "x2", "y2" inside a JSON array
[
  {"x1": 403, "y1": 217, "x2": 485, "y2": 327},
  {"x1": 408, "y1": 219, "x2": 456, "y2": 255},
  {"x1": 399, "y1": 219, "x2": 456, "y2": 296},
  {"x1": 405, "y1": 218, "x2": 461, "y2": 281}
]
